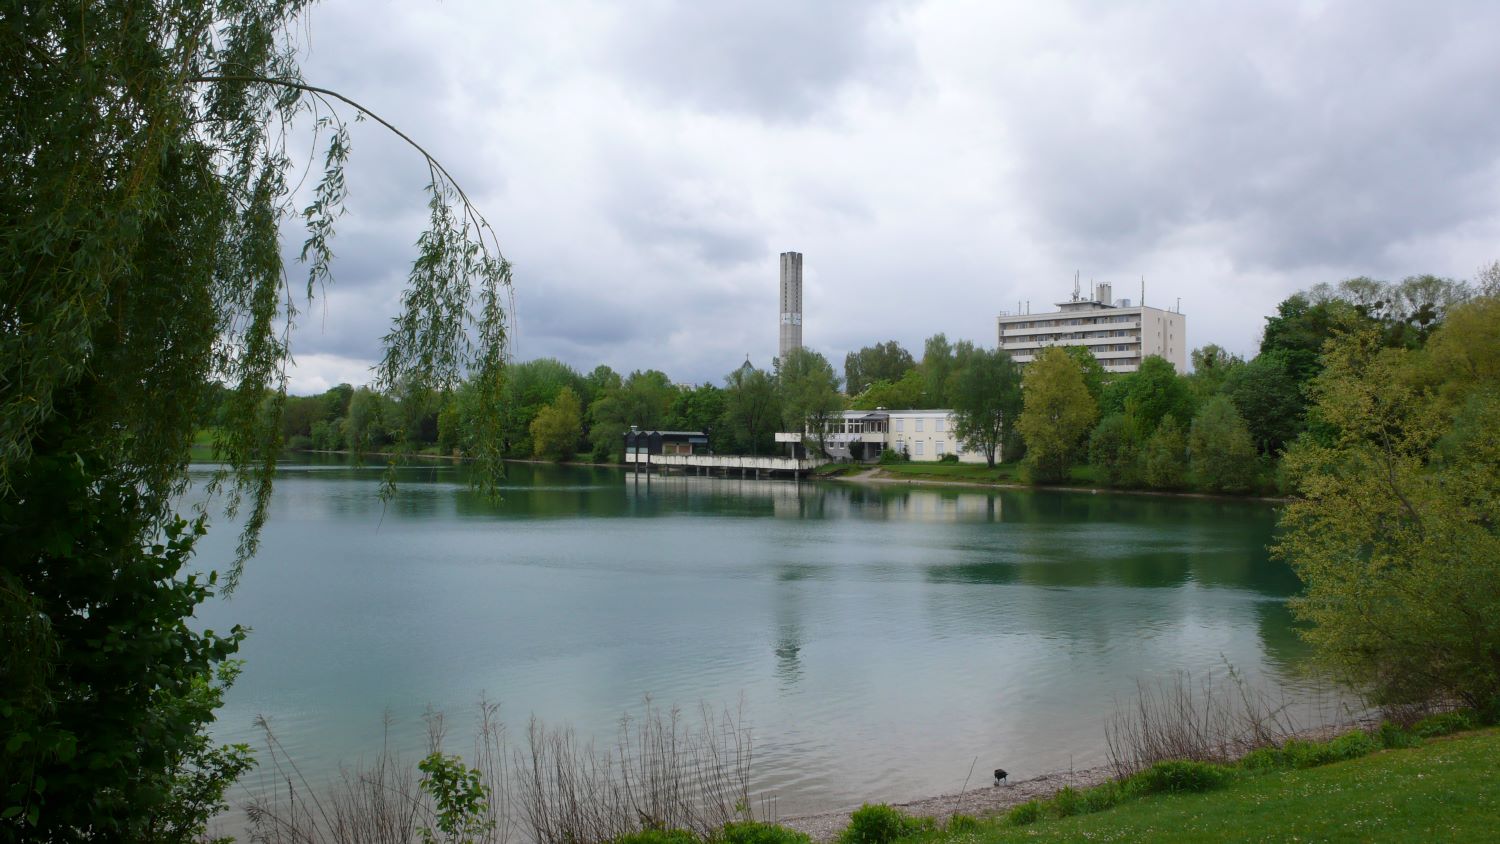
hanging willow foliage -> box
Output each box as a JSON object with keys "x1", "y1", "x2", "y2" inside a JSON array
[
  {"x1": 2, "y1": 1, "x2": 509, "y2": 835},
  {"x1": 2, "y1": 0, "x2": 511, "y2": 586}
]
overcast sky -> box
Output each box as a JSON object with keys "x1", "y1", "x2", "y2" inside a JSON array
[{"x1": 279, "y1": 0, "x2": 1500, "y2": 394}]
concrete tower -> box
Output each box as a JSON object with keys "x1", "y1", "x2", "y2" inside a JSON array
[{"x1": 778, "y1": 251, "x2": 803, "y2": 358}]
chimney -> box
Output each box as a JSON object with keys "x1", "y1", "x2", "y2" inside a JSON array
[{"x1": 1097, "y1": 282, "x2": 1112, "y2": 305}]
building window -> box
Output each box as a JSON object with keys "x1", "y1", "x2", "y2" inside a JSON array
[
  {"x1": 935, "y1": 441, "x2": 945, "y2": 456},
  {"x1": 895, "y1": 419, "x2": 904, "y2": 433},
  {"x1": 915, "y1": 419, "x2": 924, "y2": 433},
  {"x1": 915, "y1": 441, "x2": 925, "y2": 457},
  {"x1": 935, "y1": 417, "x2": 944, "y2": 433}
]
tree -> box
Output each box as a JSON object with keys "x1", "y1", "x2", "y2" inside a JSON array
[
  {"x1": 502, "y1": 358, "x2": 584, "y2": 457},
  {"x1": 949, "y1": 348, "x2": 1022, "y2": 467},
  {"x1": 1189, "y1": 344, "x2": 1244, "y2": 399},
  {"x1": 1062, "y1": 346, "x2": 1109, "y2": 404},
  {"x1": 777, "y1": 348, "x2": 842, "y2": 456},
  {"x1": 1142, "y1": 417, "x2": 1189, "y2": 490},
  {"x1": 721, "y1": 364, "x2": 781, "y2": 455},
  {"x1": 3, "y1": 3, "x2": 510, "y2": 836},
  {"x1": 848, "y1": 370, "x2": 925, "y2": 411},
  {"x1": 1277, "y1": 295, "x2": 1500, "y2": 710},
  {"x1": 1122, "y1": 355, "x2": 1196, "y2": 432},
  {"x1": 1188, "y1": 396, "x2": 1259, "y2": 493},
  {"x1": 530, "y1": 387, "x2": 584, "y2": 462},
  {"x1": 920, "y1": 333, "x2": 955, "y2": 406},
  {"x1": 586, "y1": 370, "x2": 677, "y2": 462},
  {"x1": 844, "y1": 341, "x2": 916, "y2": 395},
  {"x1": 1224, "y1": 352, "x2": 1305, "y2": 455},
  {"x1": 667, "y1": 384, "x2": 726, "y2": 439},
  {"x1": 1089, "y1": 413, "x2": 1144, "y2": 487},
  {"x1": 1016, "y1": 348, "x2": 1098, "y2": 483}
]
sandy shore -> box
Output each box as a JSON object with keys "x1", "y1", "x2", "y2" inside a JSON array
[{"x1": 779, "y1": 764, "x2": 1117, "y2": 842}]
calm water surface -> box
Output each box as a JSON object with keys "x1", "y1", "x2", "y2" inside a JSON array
[{"x1": 192, "y1": 456, "x2": 1317, "y2": 816}]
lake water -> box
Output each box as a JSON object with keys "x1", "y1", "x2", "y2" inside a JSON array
[{"x1": 192, "y1": 455, "x2": 1325, "y2": 819}]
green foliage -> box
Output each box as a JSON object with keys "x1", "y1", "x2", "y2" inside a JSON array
[
  {"x1": 1128, "y1": 760, "x2": 1232, "y2": 795},
  {"x1": 1142, "y1": 417, "x2": 1188, "y2": 490},
  {"x1": 845, "y1": 341, "x2": 916, "y2": 395},
  {"x1": 777, "y1": 348, "x2": 842, "y2": 455},
  {"x1": 721, "y1": 364, "x2": 781, "y2": 456},
  {"x1": 1377, "y1": 722, "x2": 1421, "y2": 749},
  {"x1": 1061, "y1": 346, "x2": 1108, "y2": 404},
  {"x1": 944, "y1": 814, "x2": 979, "y2": 834},
  {"x1": 839, "y1": 804, "x2": 923, "y2": 844},
  {"x1": 1119, "y1": 356, "x2": 1195, "y2": 431},
  {"x1": 1049, "y1": 786, "x2": 1084, "y2": 818},
  {"x1": 418, "y1": 752, "x2": 494, "y2": 844},
  {"x1": 1224, "y1": 352, "x2": 1304, "y2": 455},
  {"x1": 938, "y1": 452, "x2": 959, "y2": 463},
  {"x1": 1017, "y1": 348, "x2": 1098, "y2": 483},
  {"x1": 1188, "y1": 396, "x2": 1258, "y2": 493},
  {"x1": 920, "y1": 334, "x2": 956, "y2": 407},
  {"x1": 3, "y1": 1, "x2": 510, "y2": 836},
  {"x1": 719, "y1": 820, "x2": 813, "y2": 844},
  {"x1": 1006, "y1": 801, "x2": 1042, "y2": 826},
  {"x1": 612, "y1": 830, "x2": 699, "y2": 844},
  {"x1": 530, "y1": 386, "x2": 584, "y2": 462},
  {"x1": 1413, "y1": 710, "x2": 1479, "y2": 738},
  {"x1": 848, "y1": 370, "x2": 926, "y2": 412},
  {"x1": 588, "y1": 369, "x2": 681, "y2": 461},
  {"x1": 878, "y1": 449, "x2": 909, "y2": 465},
  {"x1": 949, "y1": 348, "x2": 1023, "y2": 468},
  {"x1": 1188, "y1": 345, "x2": 1245, "y2": 399},
  {"x1": 1240, "y1": 732, "x2": 1379, "y2": 772},
  {"x1": 504, "y1": 358, "x2": 586, "y2": 457},
  {"x1": 1277, "y1": 295, "x2": 1500, "y2": 710},
  {"x1": 668, "y1": 384, "x2": 727, "y2": 439},
  {"x1": 1088, "y1": 413, "x2": 1143, "y2": 487}
]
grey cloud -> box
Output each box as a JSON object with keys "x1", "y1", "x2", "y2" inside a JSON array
[
  {"x1": 608, "y1": 0, "x2": 913, "y2": 119},
  {"x1": 1002, "y1": 2, "x2": 1500, "y2": 274}
]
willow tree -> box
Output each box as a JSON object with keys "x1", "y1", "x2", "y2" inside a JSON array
[{"x1": 2, "y1": 2, "x2": 509, "y2": 837}]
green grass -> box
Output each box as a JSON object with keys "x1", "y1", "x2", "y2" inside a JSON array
[
  {"x1": 870, "y1": 462, "x2": 1097, "y2": 486},
  {"x1": 912, "y1": 729, "x2": 1500, "y2": 843}
]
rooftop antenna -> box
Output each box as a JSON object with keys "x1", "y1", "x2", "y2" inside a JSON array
[
  {"x1": 1073, "y1": 271, "x2": 1081, "y2": 301},
  {"x1": 1140, "y1": 276, "x2": 1145, "y2": 307},
  {"x1": 1176, "y1": 297, "x2": 1181, "y2": 314}
]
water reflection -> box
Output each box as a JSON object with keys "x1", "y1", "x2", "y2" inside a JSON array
[{"x1": 193, "y1": 456, "x2": 1313, "y2": 820}]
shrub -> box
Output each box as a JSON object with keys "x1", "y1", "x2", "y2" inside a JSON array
[
  {"x1": 938, "y1": 452, "x2": 959, "y2": 463},
  {"x1": 1414, "y1": 710, "x2": 1478, "y2": 738},
  {"x1": 1128, "y1": 760, "x2": 1232, "y2": 795},
  {"x1": 1080, "y1": 782, "x2": 1125, "y2": 813},
  {"x1": 839, "y1": 804, "x2": 918, "y2": 844},
  {"x1": 1242, "y1": 730, "x2": 1380, "y2": 771},
  {"x1": 878, "y1": 449, "x2": 908, "y2": 465},
  {"x1": 1050, "y1": 786, "x2": 1084, "y2": 818},
  {"x1": 944, "y1": 814, "x2": 979, "y2": 834},
  {"x1": 719, "y1": 821, "x2": 811, "y2": 844},
  {"x1": 1006, "y1": 801, "x2": 1042, "y2": 826},
  {"x1": 1377, "y1": 722, "x2": 1420, "y2": 749}
]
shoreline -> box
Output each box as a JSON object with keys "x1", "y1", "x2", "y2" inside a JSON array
[
  {"x1": 825, "y1": 467, "x2": 1292, "y2": 504},
  {"x1": 779, "y1": 765, "x2": 1116, "y2": 842}
]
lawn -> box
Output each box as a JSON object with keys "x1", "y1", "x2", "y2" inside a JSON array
[
  {"x1": 938, "y1": 729, "x2": 1500, "y2": 843},
  {"x1": 867, "y1": 462, "x2": 1097, "y2": 486}
]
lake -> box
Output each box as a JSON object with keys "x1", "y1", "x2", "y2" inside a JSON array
[{"x1": 191, "y1": 455, "x2": 1325, "y2": 820}]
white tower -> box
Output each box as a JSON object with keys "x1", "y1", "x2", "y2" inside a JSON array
[{"x1": 779, "y1": 251, "x2": 803, "y2": 358}]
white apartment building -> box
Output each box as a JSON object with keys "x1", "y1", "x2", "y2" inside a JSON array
[
  {"x1": 775, "y1": 409, "x2": 990, "y2": 463},
  {"x1": 997, "y1": 282, "x2": 1187, "y2": 373}
]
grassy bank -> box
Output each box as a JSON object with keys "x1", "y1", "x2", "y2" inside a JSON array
[
  {"x1": 910, "y1": 728, "x2": 1499, "y2": 843},
  {"x1": 814, "y1": 461, "x2": 1094, "y2": 487}
]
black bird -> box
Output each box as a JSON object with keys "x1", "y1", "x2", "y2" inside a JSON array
[{"x1": 993, "y1": 768, "x2": 1008, "y2": 785}]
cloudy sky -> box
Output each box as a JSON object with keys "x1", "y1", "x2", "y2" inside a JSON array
[{"x1": 280, "y1": 0, "x2": 1500, "y2": 394}]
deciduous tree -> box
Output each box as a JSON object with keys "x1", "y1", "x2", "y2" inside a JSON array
[
  {"x1": 950, "y1": 349, "x2": 1022, "y2": 467},
  {"x1": 1016, "y1": 348, "x2": 1098, "y2": 483}
]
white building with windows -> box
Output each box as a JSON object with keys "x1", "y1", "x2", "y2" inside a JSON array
[
  {"x1": 775, "y1": 409, "x2": 990, "y2": 463},
  {"x1": 997, "y1": 282, "x2": 1186, "y2": 373}
]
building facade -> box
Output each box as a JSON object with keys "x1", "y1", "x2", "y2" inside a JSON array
[
  {"x1": 776, "y1": 409, "x2": 989, "y2": 463},
  {"x1": 997, "y1": 282, "x2": 1186, "y2": 373},
  {"x1": 779, "y1": 251, "x2": 803, "y2": 358}
]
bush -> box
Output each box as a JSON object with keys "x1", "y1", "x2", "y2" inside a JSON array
[
  {"x1": 839, "y1": 804, "x2": 919, "y2": 844},
  {"x1": 938, "y1": 452, "x2": 959, "y2": 463},
  {"x1": 1241, "y1": 730, "x2": 1379, "y2": 771},
  {"x1": 286, "y1": 434, "x2": 314, "y2": 451},
  {"x1": 878, "y1": 449, "x2": 908, "y2": 465},
  {"x1": 1049, "y1": 786, "x2": 1085, "y2": 818},
  {"x1": 1377, "y1": 722, "x2": 1420, "y2": 749},
  {"x1": 719, "y1": 821, "x2": 811, "y2": 844},
  {"x1": 1006, "y1": 801, "x2": 1042, "y2": 826},
  {"x1": 1414, "y1": 710, "x2": 1478, "y2": 738},
  {"x1": 1128, "y1": 760, "x2": 1232, "y2": 795},
  {"x1": 944, "y1": 814, "x2": 979, "y2": 834}
]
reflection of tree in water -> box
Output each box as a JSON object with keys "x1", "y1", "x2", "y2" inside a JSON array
[
  {"x1": 1255, "y1": 598, "x2": 1313, "y2": 673},
  {"x1": 772, "y1": 564, "x2": 809, "y2": 687}
]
